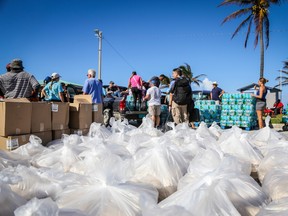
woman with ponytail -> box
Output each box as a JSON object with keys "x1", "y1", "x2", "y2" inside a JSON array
[
  {"x1": 252, "y1": 77, "x2": 268, "y2": 129},
  {"x1": 41, "y1": 72, "x2": 64, "y2": 102}
]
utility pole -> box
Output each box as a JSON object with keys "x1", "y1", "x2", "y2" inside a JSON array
[{"x1": 94, "y1": 29, "x2": 102, "y2": 80}]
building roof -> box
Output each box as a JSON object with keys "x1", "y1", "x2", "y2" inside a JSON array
[
  {"x1": 38, "y1": 80, "x2": 83, "y2": 88},
  {"x1": 237, "y1": 83, "x2": 281, "y2": 93}
]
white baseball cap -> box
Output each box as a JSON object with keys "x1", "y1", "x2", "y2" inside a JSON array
[
  {"x1": 212, "y1": 81, "x2": 218, "y2": 85},
  {"x1": 51, "y1": 72, "x2": 61, "y2": 79}
]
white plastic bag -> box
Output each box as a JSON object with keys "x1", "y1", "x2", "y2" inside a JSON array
[
  {"x1": 256, "y1": 197, "x2": 288, "y2": 216},
  {"x1": 250, "y1": 116, "x2": 285, "y2": 148},
  {"x1": 218, "y1": 128, "x2": 263, "y2": 167},
  {"x1": 0, "y1": 182, "x2": 26, "y2": 216},
  {"x1": 132, "y1": 140, "x2": 188, "y2": 201},
  {"x1": 14, "y1": 197, "x2": 58, "y2": 216},
  {"x1": 262, "y1": 168, "x2": 288, "y2": 200},
  {"x1": 258, "y1": 149, "x2": 288, "y2": 183},
  {"x1": 12, "y1": 135, "x2": 48, "y2": 157},
  {"x1": 32, "y1": 135, "x2": 84, "y2": 172},
  {"x1": 0, "y1": 150, "x2": 29, "y2": 170},
  {"x1": 14, "y1": 197, "x2": 87, "y2": 216},
  {"x1": 56, "y1": 178, "x2": 158, "y2": 216},
  {"x1": 7, "y1": 165, "x2": 62, "y2": 200}
]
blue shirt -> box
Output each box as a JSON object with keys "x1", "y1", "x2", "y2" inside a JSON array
[
  {"x1": 211, "y1": 87, "x2": 223, "y2": 101},
  {"x1": 43, "y1": 81, "x2": 63, "y2": 101},
  {"x1": 82, "y1": 78, "x2": 103, "y2": 103}
]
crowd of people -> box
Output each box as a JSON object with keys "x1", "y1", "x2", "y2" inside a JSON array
[{"x1": 0, "y1": 58, "x2": 279, "y2": 130}]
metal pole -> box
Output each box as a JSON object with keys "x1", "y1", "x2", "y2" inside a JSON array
[
  {"x1": 94, "y1": 29, "x2": 102, "y2": 80},
  {"x1": 98, "y1": 31, "x2": 102, "y2": 80}
]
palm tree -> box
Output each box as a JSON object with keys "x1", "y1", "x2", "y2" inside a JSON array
[
  {"x1": 219, "y1": 0, "x2": 284, "y2": 78},
  {"x1": 179, "y1": 63, "x2": 206, "y2": 86},
  {"x1": 275, "y1": 60, "x2": 288, "y2": 87}
]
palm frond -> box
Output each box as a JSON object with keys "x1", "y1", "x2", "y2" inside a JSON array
[
  {"x1": 193, "y1": 74, "x2": 206, "y2": 80},
  {"x1": 192, "y1": 80, "x2": 202, "y2": 87},
  {"x1": 279, "y1": 69, "x2": 288, "y2": 75},
  {"x1": 264, "y1": 16, "x2": 270, "y2": 49},
  {"x1": 275, "y1": 76, "x2": 288, "y2": 81},
  {"x1": 222, "y1": 8, "x2": 252, "y2": 24},
  {"x1": 219, "y1": 0, "x2": 253, "y2": 7},
  {"x1": 283, "y1": 60, "x2": 288, "y2": 69},
  {"x1": 244, "y1": 18, "x2": 253, "y2": 47},
  {"x1": 275, "y1": 82, "x2": 288, "y2": 87}
]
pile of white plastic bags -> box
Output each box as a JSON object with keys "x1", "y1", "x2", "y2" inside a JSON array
[{"x1": 1, "y1": 116, "x2": 288, "y2": 216}]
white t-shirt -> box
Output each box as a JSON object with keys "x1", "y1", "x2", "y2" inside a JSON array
[{"x1": 146, "y1": 86, "x2": 161, "y2": 106}]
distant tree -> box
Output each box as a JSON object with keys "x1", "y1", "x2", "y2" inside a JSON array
[
  {"x1": 275, "y1": 60, "x2": 288, "y2": 87},
  {"x1": 159, "y1": 74, "x2": 171, "y2": 85},
  {"x1": 179, "y1": 63, "x2": 206, "y2": 86},
  {"x1": 219, "y1": 0, "x2": 285, "y2": 79}
]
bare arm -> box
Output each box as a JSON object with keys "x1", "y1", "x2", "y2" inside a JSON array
[
  {"x1": 140, "y1": 78, "x2": 143, "y2": 88},
  {"x1": 59, "y1": 92, "x2": 65, "y2": 102},
  {"x1": 169, "y1": 93, "x2": 173, "y2": 106},
  {"x1": 144, "y1": 93, "x2": 150, "y2": 101},
  {"x1": 219, "y1": 90, "x2": 225, "y2": 98},
  {"x1": 253, "y1": 86, "x2": 264, "y2": 99},
  {"x1": 41, "y1": 88, "x2": 47, "y2": 98}
]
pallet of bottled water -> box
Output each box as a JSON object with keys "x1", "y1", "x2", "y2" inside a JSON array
[
  {"x1": 194, "y1": 100, "x2": 221, "y2": 126},
  {"x1": 220, "y1": 93, "x2": 257, "y2": 130}
]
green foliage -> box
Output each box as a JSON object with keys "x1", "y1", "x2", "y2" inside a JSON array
[
  {"x1": 270, "y1": 114, "x2": 283, "y2": 124},
  {"x1": 179, "y1": 63, "x2": 206, "y2": 86},
  {"x1": 219, "y1": 0, "x2": 285, "y2": 78}
]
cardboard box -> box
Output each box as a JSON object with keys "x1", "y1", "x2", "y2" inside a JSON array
[
  {"x1": 51, "y1": 102, "x2": 69, "y2": 130},
  {"x1": 32, "y1": 131, "x2": 52, "y2": 146},
  {"x1": 0, "y1": 99, "x2": 32, "y2": 136},
  {"x1": 52, "y1": 129, "x2": 70, "y2": 140},
  {"x1": 70, "y1": 128, "x2": 89, "y2": 136},
  {"x1": 0, "y1": 134, "x2": 31, "y2": 151},
  {"x1": 74, "y1": 95, "x2": 103, "y2": 124},
  {"x1": 31, "y1": 102, "x2": 52, "y2": 133},
  {"x1": 92, "y1": 103, "x2": 103, "y2": 123},
  {"x1": 74, "y1": 95, "x2": 93, "y2": 103},
  {"x1": 69, "y1": 103, "x2": 92, "y2": 129}
]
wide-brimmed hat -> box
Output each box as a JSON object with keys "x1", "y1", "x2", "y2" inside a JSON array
[
  {"x1": 51, "y1": 72, "x2": 61, "y2": 79},
  {"x1": 10, "y1": 59, "x2": 24, "y2": 69}
]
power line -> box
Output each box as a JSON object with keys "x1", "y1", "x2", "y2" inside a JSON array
[{"x1": 103, "y1": 37, "x2": 136, "y2": 70}]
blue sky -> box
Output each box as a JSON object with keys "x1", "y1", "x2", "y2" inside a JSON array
[{"x1": 1, "y1": 0, "x2": 288, "y2": 100}]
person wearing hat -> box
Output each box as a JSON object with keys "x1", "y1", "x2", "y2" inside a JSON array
[
  {"x1": 106, "y1": 81, "x2": 120, "y2": 97},
  {"x1": 41, "y1": 72, "x2": 65, "y2": 102},
  {"x1": 0, "y1": 59, "x2": 40, "y2": 99},
  {"x1": 143, "y1": 78, "x2": 162, "y2": 128},
  {"x1": 210, "y1": 81, "x2": 225, "y2": 103},
  {"x1": 82, "y1": 69, "x2": 103, "y2": 103}
]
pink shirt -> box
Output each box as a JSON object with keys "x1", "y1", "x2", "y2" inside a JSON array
[{"x1": 130, "y1": 75, "x2": 141, "y2": 88}]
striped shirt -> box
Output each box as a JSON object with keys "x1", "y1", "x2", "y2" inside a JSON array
[{"x1": 0, "y1": 70, "x2": 40, "y2": 98}]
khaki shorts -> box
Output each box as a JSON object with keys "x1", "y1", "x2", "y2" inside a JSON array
[{"x1": 148, "y1": 105, "x2": 161, "y2": 116}]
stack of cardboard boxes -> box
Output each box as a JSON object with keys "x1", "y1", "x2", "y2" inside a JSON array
[
  {"x1": 69, "y1": 102, "x2": 92, "y2": 136},
  {"x1": 31, "y1": 102, "x2": 52, "y2": 145},
  {"x1": 0, "y1": 95, "x2": 104, "y2": 151},
  {"x1": 0, "y1": 99, "x2": 32, "y2": 151}
]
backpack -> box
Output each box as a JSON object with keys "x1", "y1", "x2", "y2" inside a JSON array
[{"x1": 173, "y1": 78, "x2": 191, "y2": 105}]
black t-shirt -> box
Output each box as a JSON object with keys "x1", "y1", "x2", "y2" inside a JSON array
[{"x1": 107, "y1": 86, "x2": 118, "y2": 92}]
